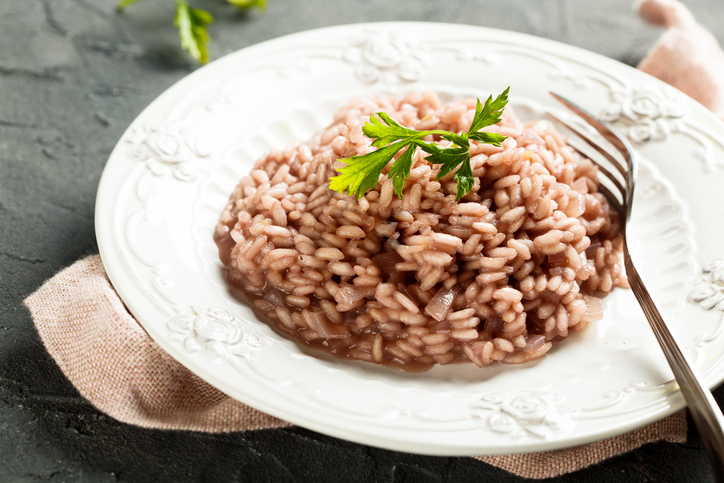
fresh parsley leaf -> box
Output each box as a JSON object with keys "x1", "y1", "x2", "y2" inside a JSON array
[
  {"x1": 116, "y1": 0, "x2": 146, "y2": 10},
  {"x1": 453, "y1": 154, "x2": 475, "y2": 201},
  {"x1": 331, "y1": 112, "x2": 443, "y2": 199},
  {"x1": 117, "y1": 0, "x2": 266, "y2": 64},
  {"x1": 468, "y1": 131, "x2": 506, "y2": 145},
  {"x1": 422, "y1": 142, "x2": 473, "y2": 201},
  {"x1": 174, "y1": 0, "x2": 214, "y2": 64},
  {"x1": 328, "y1": 142, "x2": 404, "y2": 200},
  {"x1": 422, "y1": 143, "x2": 470, "y2": 179},
  {"x1": 363, "y1": 112, "x2": 426, "y2": 148},
  {"x1": 227, "y1": 0, "x2": 267, "y2": 11},
  {"x1": 387, "y1": 144, "x2": 417, "y2": 198},
  {"x1": 441, "y1": 132, "x2": 470, "y2": 149},
  {"x1": 469, "y1": 87, "x2": 510, "y2": 134},
  {"x1": 329, "y1": 88, "x2": 510, "y2": 202}
]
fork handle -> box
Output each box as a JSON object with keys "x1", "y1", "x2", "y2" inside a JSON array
[{"x1": 625, "y1": 255, "x2": 724, "y2": 480}]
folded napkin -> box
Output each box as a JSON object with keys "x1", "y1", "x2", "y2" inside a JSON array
[
  {"x1": 24, "y1": 0, "x2": 719, "y2": 478},
  {"x1": 25, "y1": 255, "x2": 289, "y2": 432}
]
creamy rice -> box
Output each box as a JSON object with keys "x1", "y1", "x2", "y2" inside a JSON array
[{"x1": 215, "y1": 91, "x2": 626, "y2": 372}]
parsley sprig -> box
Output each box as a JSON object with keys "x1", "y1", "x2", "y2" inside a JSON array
[
  {"x1": 329, "y1": 87, "x2": 510, "y2": 202},
  {"x1": 117, "y1": 0, "x2": 266, "y2": 64},
  {"x1": 174, "y1": 1, "x2": 214, "y2": 64}
]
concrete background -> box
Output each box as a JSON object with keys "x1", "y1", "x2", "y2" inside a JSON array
[{"x1": 2, "y1": 0, "x2": 724, "y2": 481}]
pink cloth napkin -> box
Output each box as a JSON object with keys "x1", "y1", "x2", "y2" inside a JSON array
[
  {"x1": 24, "y1": 0, "x2": 721, "y2": 478},
  {"x1": 25, "y1": 255, "x2": 289, "y2": 432}
]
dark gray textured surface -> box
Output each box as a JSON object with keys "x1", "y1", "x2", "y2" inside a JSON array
[{"x1": 3, "y1": 0, "x2": 724, "y2": 481}]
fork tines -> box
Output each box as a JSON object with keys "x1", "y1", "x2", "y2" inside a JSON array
[{"x1": 547, "y1": 92, "x2": 638, "y2": 221}]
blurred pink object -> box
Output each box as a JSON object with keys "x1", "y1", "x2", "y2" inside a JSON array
[{"x1": 637, "y1": 0, "x2": 724, "y2": 117}]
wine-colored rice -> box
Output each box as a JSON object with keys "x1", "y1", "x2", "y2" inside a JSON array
[{"x1": 215, "y1": 91, "x2": 626, "y2": 372}]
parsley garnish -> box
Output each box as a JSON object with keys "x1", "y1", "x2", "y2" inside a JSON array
[
  {"x1": 174, "y1": 0, "x2": 213, "y2": 65},
  {"x1": 117, "y1": 0, "x2": 266, "y2": 64},
  {"x1": 329, "y1": 87, "x2": 510, "y2": 201},
  {"x1": 227, "y1": 0, "x2": 266, "y2": 9}
]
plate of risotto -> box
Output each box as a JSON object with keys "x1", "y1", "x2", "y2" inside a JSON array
[{"x1": 95, "y1": 22, "x2": 724, "y2": 455}]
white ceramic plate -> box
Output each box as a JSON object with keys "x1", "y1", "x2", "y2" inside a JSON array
[{"x1": 96, "y1": 22, "x2": 724, "y2": 455}]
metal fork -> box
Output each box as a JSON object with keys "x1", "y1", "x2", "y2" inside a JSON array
[{"x1": 548, "y1": 93, "x2": 724, "y2": 480}]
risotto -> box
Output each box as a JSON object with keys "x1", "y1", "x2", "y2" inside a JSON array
[{"x1": 215, "y1": 91, "x2": 626, "y2": 372}]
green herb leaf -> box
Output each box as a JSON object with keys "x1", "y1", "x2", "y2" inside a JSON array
[
  {"x1": 328, "y1": 142, "x2": 405, "y2": 200},
  {"x1": 174, "y1": 0, "x2": 214, "y2": 64},
  {"x1": 227, "y1": 0, "x2": 267, "y2": 11},
  {"x1": 467, "y1": 131, "x2": 506, "y2": 145},
  {"x1": 422, "y1": 144, "x2": 470, "y2": 180},
  {"x1": 422, "y1": 143, "x2": 474, "y2": 200},
  {"x1": 329, "y1": 88, "x2": 510, "y2": 201},
  {"x1": 116, "y1": 0, "x2": 146, "y2": 10},
  {"x1": 387, "y1": 144, "x2": 417, "y2": 198},
  {"x1": 468, "y1": 86, "x2": 510, "y2": 134},
  {"x1": 330, "y1": 112, "x2": 439, "y2": 199},
  {"x1": 453, "y1": 154, "x2": 475, "y2": 201},
  {"x1": 422, "y1": 134, "x2": 475, "y2": 201},
  {"x1": 363, "y1": 112, "x2": 427, "y2": 148},
  {"x1": 441, "y1": 132, "x2": 470, "y2": 149}
]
